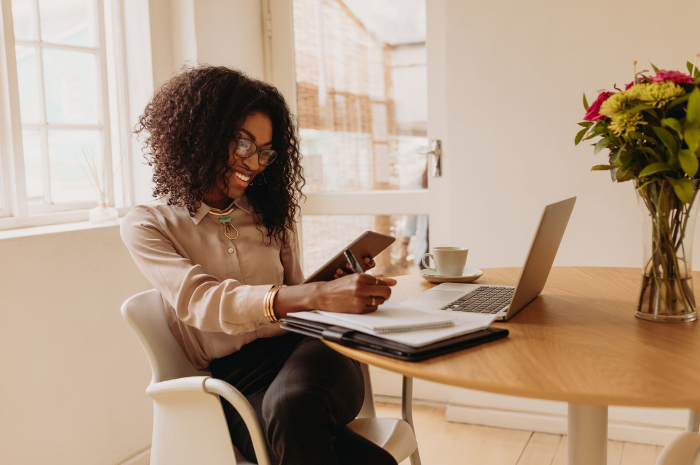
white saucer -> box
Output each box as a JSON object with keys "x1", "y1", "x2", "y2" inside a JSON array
[{"x1": 418, "y1": 267, "x2": 484, "y2": 284}]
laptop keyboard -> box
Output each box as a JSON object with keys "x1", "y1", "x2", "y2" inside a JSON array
[{"x1": 440, "y1": 286, "x2": 515, "y2": 314}]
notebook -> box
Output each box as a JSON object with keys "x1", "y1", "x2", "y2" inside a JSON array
[
  {"x1": 288, "y1": 302, "x2": 496, "y2": 346},
  {"x1": 315, "y1": 303, "x2": 454, "y2": 334}
]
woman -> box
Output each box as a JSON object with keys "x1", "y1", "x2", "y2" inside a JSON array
[{"x1": 120, "y1": 66, "x2": 398, "y2": 465}]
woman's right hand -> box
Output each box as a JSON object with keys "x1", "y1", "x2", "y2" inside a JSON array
[{"x1": 317, "y1": 273, "x2": 397, "y2": 314}]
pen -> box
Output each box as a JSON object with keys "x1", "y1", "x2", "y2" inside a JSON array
[{"x1": 343, "y1": 249, "x2": 364, "y2": 274}]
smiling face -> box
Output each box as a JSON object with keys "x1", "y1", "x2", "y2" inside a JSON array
[{"x1": 204, "y1": 112, "x2": 273, "y2": 208}]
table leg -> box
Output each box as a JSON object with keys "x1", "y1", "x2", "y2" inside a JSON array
[{"x1": 568, "y1": 404, "x2": 608, "y2": 465}]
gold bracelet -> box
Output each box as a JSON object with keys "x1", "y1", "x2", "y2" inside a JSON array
[
  {"x1": 267, "y1": 286, "x2": 282, "y2": 323},
  {"x1": 264, "y1": 285, "x2": 283, "y2": 323},
  {"x1": 263, "y1": 290, "x2": 272, "y2": 322}
]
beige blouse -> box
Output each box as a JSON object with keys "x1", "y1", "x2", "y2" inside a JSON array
[{"x1": 120, "y1": 196, "x2": 304, "y2": 369}]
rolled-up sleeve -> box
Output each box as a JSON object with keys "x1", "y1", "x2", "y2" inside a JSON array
[{"x1": 120, "y1": 207, "x2": 272, "y2": 335}]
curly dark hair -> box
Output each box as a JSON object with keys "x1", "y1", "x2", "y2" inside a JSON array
[{"x1": 134, "y1": 65, "x2": 305, "y2": 245}]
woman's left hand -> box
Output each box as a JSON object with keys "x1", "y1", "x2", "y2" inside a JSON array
[{"x1": 333, "y1": 257, "x2": 376, "y2": 279}]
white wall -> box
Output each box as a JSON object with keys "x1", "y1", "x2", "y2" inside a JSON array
[
  {"x1": 148, "y1": 0, "x2": 266, "y2": 91},
  {"x1": 427, "y1": 0, "x2": 700, "y2": 270},
  {"x1": 0, "y1": 224, "x2": 152, "y2": 465}
]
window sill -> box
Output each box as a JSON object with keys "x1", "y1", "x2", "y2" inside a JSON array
[{"x1": 0, "y1": 207, "x2": 131, "y2": 239}]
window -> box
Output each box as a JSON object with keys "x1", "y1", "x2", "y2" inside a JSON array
[
  {"x1": 289, "y1": 0, "x2": 429, "y2": 276},
  {"x1": 0, "y1": 0, "x2": 130, "y2": 229}
]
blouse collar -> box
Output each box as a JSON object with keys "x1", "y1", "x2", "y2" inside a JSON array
[{"x1": 191, "y1": 196, "x2": 252, "y2": 225}]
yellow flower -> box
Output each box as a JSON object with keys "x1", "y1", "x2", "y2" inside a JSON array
[
  {"x1": 624, "y1": 83, "x2": 650, "y2": 101},
  {"x1": 600, "y1": 92, "x2": 628, "y2": 117},
  {"x1": 608, "y1": 112, "x2": 643, "y2": 136},
  {"x1": 644, "y1": 81, "x2": 685, "y2": 108}
]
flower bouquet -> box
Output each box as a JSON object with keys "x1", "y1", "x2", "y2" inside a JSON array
[{"x1": 575, "y1": 59, "x2": 700, "y2": 321}]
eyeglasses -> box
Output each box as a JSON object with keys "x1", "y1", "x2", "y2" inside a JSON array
[{"x1": 233, "y1": 138, "x2": 277, "y2": 166}]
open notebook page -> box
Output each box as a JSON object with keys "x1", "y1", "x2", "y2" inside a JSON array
[
  {"x1": 316, "y1": 302, "x2": 454, "y2": 333},
  {"x1": 289, "y1": 302, "x2": 497, "y2": 347}
]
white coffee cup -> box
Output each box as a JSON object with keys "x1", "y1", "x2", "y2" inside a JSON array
[{"x1": 421, "y1": 247, "x2": 469, "y2": 277}]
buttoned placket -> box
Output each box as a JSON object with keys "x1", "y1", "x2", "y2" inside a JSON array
[{"x1": 218, "y1": 210, "x2": 243, "y2": 279}]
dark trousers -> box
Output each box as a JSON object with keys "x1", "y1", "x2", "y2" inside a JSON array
[{"x1": 210, "y1": 332, "x2": 398, "y2": 465}]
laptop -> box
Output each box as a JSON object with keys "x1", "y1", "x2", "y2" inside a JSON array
[{"x1": 402, "y1": 197, "x2": 576, "y2": 321}]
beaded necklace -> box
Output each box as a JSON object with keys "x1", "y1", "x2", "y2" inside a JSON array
[{"x1": 207, "y1": 202, "x2": 239, "y2": 241}]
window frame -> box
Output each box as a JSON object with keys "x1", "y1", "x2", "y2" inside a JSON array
[
  {"x1": 267, "y1": 0, "x2": 431, "y2": 220},
  {"x1": 0, "y1": 0, "x2": 132, "y2": 231}
]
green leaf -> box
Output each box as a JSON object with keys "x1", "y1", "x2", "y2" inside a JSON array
[
  {"x1": 686, "y1": 128, "x2": 700, "y2": 153},
  {"x1": 594, "y1": 138, "x2": 610, "y2": 154},
  {"x1": 653, "y1": 126, "x2": 679, "y2": 155},
  {"x1": 637, "y1": 179, "x2": 656, "y2": 192},
  {"x1": 686, "y1": 61, "x2": 699, "y2": 78},
  {"x1": 578, "y1": 121, "x2": 594, "y2": 128},
  {"x1": 671, "y1": 178, "x2": 695, "y2": 203},
  {"x1": 591, "y1": 164, "x2": 615, "y2": 171},
  {"x1": 616, "y1": 168, "x2": 635, "y2": 182},
  {"x1": 575, "y1": 127, "x2": 588, "y2": 146},
  {"x1": 642, "y1": 108, "x2": 658, "y2": 120},
  {"x1": 592, "y1": 124, "x2": 607, "y2": 135},
  {"x1": 635, "y1": 146, "x2": 662, "y2": 161},
  {"x1": 630, "y1": 103, "x2": 654, "y2": 113},
  {"x1": 628, "y1": 131, "x2": 658, "y2": 145},
  {"x1": 652, "y1": 62, "x2": 660, "y2": 73},
  {"x1": 639, "y1": 162, "x2": 672, "y2": 177},
  {"x1": 583, "y1": 93, "x2": 589, "y2": 110},
  {"x1": 661, "y1": 118, "x2": 683, "y2": 136},
  {"x1": 679, "y1": 149, "x2": 699, "y2": 178},
  {"x1": 610, "y1": 167, "x2": 618, "y2": 182},
  {"x1": 687, "y1": 88, "x2": 700, "y2": 128},
  {"x1": 610, "y1": 145, "x2": 626, "y2": 165},
  {"x1": 668, "y1": 94, "x2": 690, "y2": 110}
]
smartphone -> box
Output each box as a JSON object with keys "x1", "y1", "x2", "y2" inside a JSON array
[{"x1": 302, "y1": 231, "x2": 395, "y2": 283}]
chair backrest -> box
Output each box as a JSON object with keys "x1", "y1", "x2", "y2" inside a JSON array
[
  {"x1": 121, "y1": 289, "x2": 207, "y2": 384},
  {"x1": 122, "y1": 288, "x2": 378, "y2": 418}
]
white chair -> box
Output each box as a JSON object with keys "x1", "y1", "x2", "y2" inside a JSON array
[
  {"x1": 121, "y1": 289, "x2": 421, "y2": 465},
  {"x1": 656, "y1": 410, "x2": 700, "y2": 465}
]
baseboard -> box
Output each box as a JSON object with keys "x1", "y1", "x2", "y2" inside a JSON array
[
  {"x1": 446, "y1": 405, "x2": 684, "y2": 447},
  {"x1": 118, "y1": 447, "x2": 150, "y2": 465}
]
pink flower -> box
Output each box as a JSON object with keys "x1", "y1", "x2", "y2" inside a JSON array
[
  {"x1": 625, "y1": 81, "x2": 636, "y2": 90},
  {"x1": 584, "y1": 92, "x2": 613, "y2": 121},
  {"x1": 652, "y1": 70, "x2": 694, "y2": 84}
]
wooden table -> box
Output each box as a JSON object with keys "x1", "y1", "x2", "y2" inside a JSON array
[{"x1": 326, "y1": 267, "x2": 700, "y2": 465}]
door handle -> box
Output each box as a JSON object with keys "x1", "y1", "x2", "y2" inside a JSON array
[{"x1": 426, "y1": 140, "x2": 442, "y2": 177}]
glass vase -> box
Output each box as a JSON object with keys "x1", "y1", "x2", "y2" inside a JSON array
[
  {"x1": 636, "y1": 180, "x2": 700, "y2": 322},
  {"x1": 89, "y1": 200, "x2": 118, "y2": 224}
]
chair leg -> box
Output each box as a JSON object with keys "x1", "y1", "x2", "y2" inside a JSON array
[
  {"x1": 402, "y1": 376, "x2": 422, "y2": 465},
  {"x1": 689, "y1": 410, "x2": 700, "y2": 433}
]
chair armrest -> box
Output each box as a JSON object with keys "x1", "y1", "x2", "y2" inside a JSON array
[
  {"x1": 146, "y1": 376, "x2": 211, "y2": 397},
  {"x1": 204, "y1": 378, "x2": 271, "y2": 465},
  {"x1": 146, "y1": 376, "x2": 271, "y2": 465}
]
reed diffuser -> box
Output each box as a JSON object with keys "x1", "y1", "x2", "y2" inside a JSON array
[{"x1": 76, "y1": 149, "x2": 120, "y2": 223}]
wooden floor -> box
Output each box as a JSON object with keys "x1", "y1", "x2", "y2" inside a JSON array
[{"x1": 375, "y1": 403, "x2": 665, "y2": 465}]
